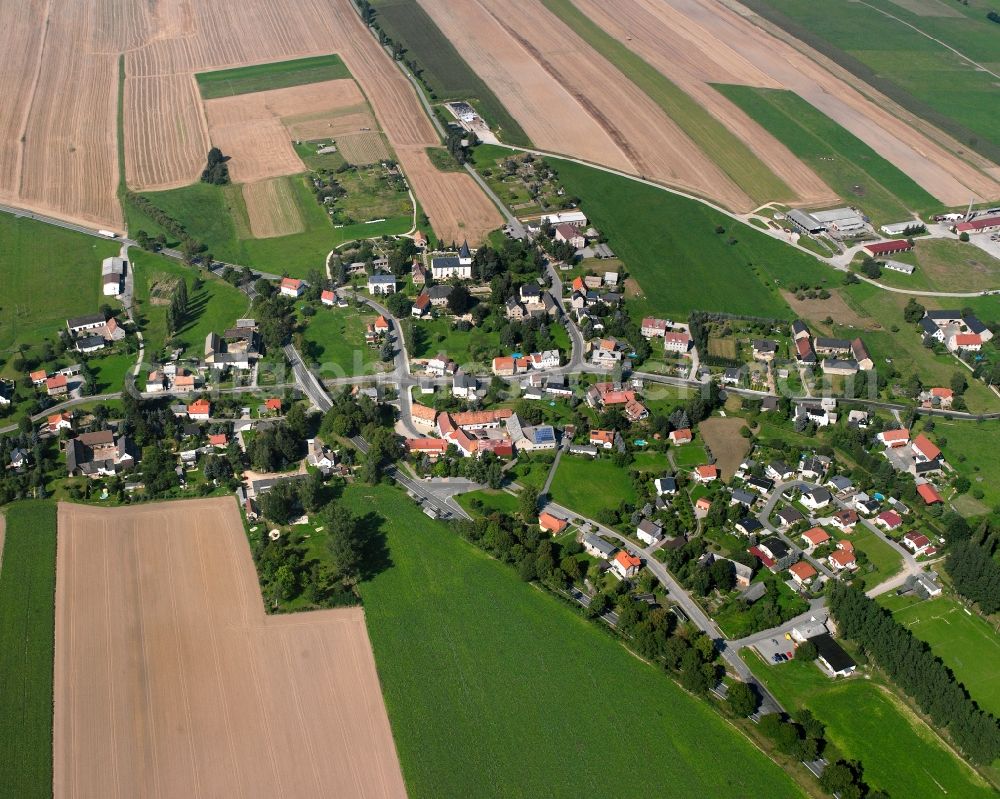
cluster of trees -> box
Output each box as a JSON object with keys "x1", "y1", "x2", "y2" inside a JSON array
[
  {"x1": 444, "y1": 127, "x2": 475, "y2": 166},
  {"x1": 830, "y1": 583, "x2": 1000, "y2": 764},
  {"x1": 0, "y1": 432, "x2": 56, "y2": 503},
  {"x1": 945, "y1": 537, "x2": 1000, "y2": 614},
  {"x1": 251, "y1": 291, "x2": 295, "y2": 352},
  {"x1": 859, "y1": 256, "x2": 882, "y2": 279},
  {"x1": 249, "y1": 498, "x2": 374, "y2": 610},
  {"x1": 165, "y1": 277, "x2": 188, "y2": 337},
  {"x1": 125, "y1": 192, "x2": 205, "y2": 257},
  {"x1": 246, "y1": 406, "x2": 309, "y2": 473},
  {"x1": 988, "y1": 10, "x2": 1000, "y2": 23},
  {"x1": 473, "y1": 239, "x2": 545, "y2": 283},
  {"x1": 903, "y1": 298, "x2": 925, "y2": 324},
  {"x1": 200, "y1": 147, "x2": 230, "y2": 185},
  {"x1": 410, "y1": 448, "x2": 505, "y2": 488}
]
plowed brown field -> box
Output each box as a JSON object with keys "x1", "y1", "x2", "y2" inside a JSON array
[
  {"x1": 0, "y1": 0, "x2": 499, "y2": 240},
  {"x1": 54, "y1": 499, "x2": 407, "y2": 799},
  {"x1": 577, "y1": 0, "x2": 1000, "y2": 206}
]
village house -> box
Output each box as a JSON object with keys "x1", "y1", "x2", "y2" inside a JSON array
[
  {"x1": 405, "y1": 438, "x2": 449, "y2": 460},
  {"x1": 411, "y1": 261, "x2": 427, "y2": 286},
  {"x1": 427, "y1": 285, "x2": 453, "y2": 307},
  {"x1": 589, "y1": 429, "x2": 616, "y2": 449},
  {"x1": 640, "y1": 317, "x2": 669, "y2": 339},
  {"x1": 831, "y1": 508, "x2": 858, "y2": 532},
  {"x1": 668, "y1": 428, "x2": 692, "y2": 445},
  {"x1": 367, "y1": 274, "x2": 397, "y2": 295},
  {"x1": 801, "y1": 486, "x2": 832, "y2": 511},
  {"x1": 554, "y1": 223, "x2": 585, "y2": 249},
  {"x1": 801, "y1": 527, "x2": 831, "y2": 549},
  {"x1": 412, "y1": 291, "x2": 431, "y2": 317},
  {"x1": 66, "y1": 429, "x2": 137, "y2": 477},
  {"x1": 610, "y1": 550, "x2": 642, "y2": 580},
  {"x1": 654, "y1": 475, "x2": 678, "y2": 496},
  {"x1": 452, "y1": 371, "x2": 478, "y2": 400},
  {"x1": 766, "y1": 460, "x2": 795, "y2": 482},
  {"x1": 46, "y1": 374, "x2": 69, "y2": 397},
  {"x1": 46, "y1": 412, "x2": 73, "y2": 434},
  {"x1": 877, "y1": 428, "x2": 910, "y2": 448},
  {"x1": 875, "y1": 510, "x2": 903, "y2": 531},
  {"x1": 752, "y1": 339, "x2": 778, "y2": 361},
  {"x1": 789, "y1": 560, "x2": 818, "y2": 587},
  {"x1": 187, "y1": 399, "x2": 211, "y2": 421},
  {"x1": 828, "y1": 549, "x2": 857, "y2": 571},
  {"x1": 321, "y1": 289, "x2": 336, "y2": 306},
  {"x1": 280, "y1": 277, "x2": 304, "y2": 298},
  {"x1": 636, "y1": 519, "x2": 663, "y2": 546},
  {"x1": 902, "y1": 531, "x2": 933, "y2": 555},
  {"x1": 917, "y1": 483, "x2": 943, "y2": 505},
  {"x1": 751, "y1": 537, "x2": 793, "y2": 571},
  {"x1": 306, "y1": 438, "x2": 338, "y2": 475},
  {"x1": 746, "y1": 476, "x2": 775, "y2": 495},
  {"x1": 663, "y1": 331, "x2": 692, "y2": 354},
  {"x1": 539, "y1": 511, "x2": 569, "y2": 535},
  {"x1": 736, "y1": 517, "x2": 763, "y2": 536},
  {"x1": 411, "y1": 402, "x2": 438, "y2": 429},
  {"x1": 694, "y1": 464, "x2": 718, "y2": 483},
  {"x1": 583, "y1": 534, "x2": 617, "y2": 560},
  {"x1": 948, "y1": 332, "x2": 982, "y2": 352},
  {"x1": 776, "y1": 506, "x2": 804, "y2": 528}
]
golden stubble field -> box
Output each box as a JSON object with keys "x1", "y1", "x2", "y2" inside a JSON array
[
  {"x1": 0, "y1": 0, "x2": 499, "y2": 242},
  {"x1": 53, "y1": 498, "x2": 407, "y2": 799}
]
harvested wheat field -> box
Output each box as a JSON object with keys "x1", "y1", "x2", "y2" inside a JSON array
[
  {"x1": 121, "y1": 0, "x2": 500, "y2": 243},
  {"x1": 244, "y1": 178, "x2": 305, "y2": 238},
  {"x1": 420, "y1": 0, "x2": 754, "y2": 210},
  {"x1": 583, "y1": 0, "x2": 999, "y2": 206},
  {"x1": 53, "y1": 499, "x2": 406, "y2": 799},
  {"x1": 337, "y1": 133, "x2": 392, "y2": 166}
]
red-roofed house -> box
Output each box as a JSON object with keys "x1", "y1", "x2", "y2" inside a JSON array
[
  {"x1": 411, "y1": 403, "x2": 437, "y2": 429},
  {"x1": 280, "y1": 277, "x2": 304, "y2": 297},
  {"x1": 209, "y1": 433, "x2": 228, "y2": 447},
  {"x1": 668, "y1": 428, "x2": 692, "y2": 445},
  {"x1": 930, "y1": 387, "x2": 953, "y2": 407},
  {"x1": 47, "y1": 412, "x2": 73, "y2": 433},
  {"x1": 30, "y1": 369, "x2": 48, "y2": 385},
  {"x1": 836, "y1": 539, "x2": 854, "y2": 552},
  {"x1": 571, "y1": 276, "x2": 585, "y2": 293},
  {"x1": 589, "y1": 429, "x2": 616, "y2": 449},
  {"x1": 801, "y1": 527, "x2": 831, "y2": 548},
  {"x1": 948, "y1": 332, "x2": 982, "y2": 352},
  {"x1": 789, "y1": 561, "x2": 818, "y2": 586},
  {"x1": 374, "y1": 315, "x2": 390, "y2": 333},
  {"x1": 831, "y1": 508, "x2": 858, "y2": 531},
  {"x1": 187, "y1": 399, "x2": 211, "y2": 420},
  {"x1": 412, "y1": 291, "x2": 431, "y2": 317},
  {"x1": 610, "y1": 550, "x2": 642, "y2": 580},
  {"x1": 917, "y1": 483, "x2": 942, "y2": 505},
  {"x1": 554, "y1": 223, "x2": 585, "y2": 249},
  {"x1": 875, "y1": 510, "x2": 902, "y2": 530},
  {"x1": 264, "y1": 398, "x2": 282, "y2": 414},
  {"x1": 911, "y1": 433, "x2": 941, "y2": 463},
  {"x1": 492, "y1": 356, "x2": 517, "y2": 376},
  {"x1": 695, "y1": 497, "x2": 712, "y2": 513},
  {"x1": 902, "y1": 531, "x2": 932, "y2": 555},
  {"x1": 46, "y1": 374, "x2": 68, "y2": 397},
  {"x1": 405, "y1": 438, "x2": 449, "y2": 459},
  {"x1": 663, "y1": 331, "x2": 692, "y2": 354},
  {"x1": 539, "y1": 511, "x2": 569, "y2": 535},
  {"x1": 828, "y1": 549, "x2": 857, "y2": 571},
  {"x1": 694, "y1": 464, "x2": 718, "y2": 483},
  {"x1": 864, "y1": 240, "x2": 913, "y2": 256},
  {"x1": 877, "y1": 428, "x2": 910, "y2": 448},
  {"x1": 321, "y1": 289, "x2": 336, "y2": 306},
  {"x1": 624, "y1": 400, "x2": 648, "y2": 423},
  {"x1": 640, "y1": 317, "x2": 669, "y2": 338}
]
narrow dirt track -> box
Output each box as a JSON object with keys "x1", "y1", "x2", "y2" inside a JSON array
[{"x1": 54, "y1": 499, "x2": 407, "y2": 799}]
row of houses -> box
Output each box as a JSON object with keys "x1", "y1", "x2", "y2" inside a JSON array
[
  {"x1": 406, "y1": 406, "x2": 558, "y2": 459},
  {"x1": 918, "y1": 309, "x2": 992, "y2": 352},
  {"x1": 792, "y1": 320, "x2": 872, "y2": 374}
]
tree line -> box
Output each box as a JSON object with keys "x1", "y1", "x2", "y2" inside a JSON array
[
  {"x1": 829, "y1": 583, "x2": 1000, "y2": 764},
  {"x1": 945, "y1": 537, "x2": 1000, "y2": 614}
]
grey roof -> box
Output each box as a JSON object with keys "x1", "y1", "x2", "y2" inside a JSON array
[
  {"x1": 791, "y1": 320, "x2": 810, "y2": 336},
  {"x1": 787, "y1": 209, "x2": 823, "y2": 232},
  {"x1": 459, "y1": 240, "x2": 471, "y2": 258},
  {"x1": 738, "y1": 517, "x2": 763, "y2": 533},
  {"x1": 777, "y1": 506, "x2": 804, "y2": 524},
  {"x1": 823, "y1": 358, "x2": 859, "y2": 371},
  {"x1": 67, "y1": 313, "x2": 106, "y2": 329},
  {"x1": 453, "y1": 372, "x2": 477, "y2": 389},
  {"x1": 76, "y1": 335, "x2": 106, "y2": 350},
  {"x1": 752, "y1": 339, "x2": 778, "y2": 353},
  {"x1": 583, "y1": 534, "x2": 616, "y2": 557},
  {"x1": 925, "y1": 310, "x2": 961, "y2": 320},
  {"x1": 431, "y1": 256, "x2": 461, "y2": 269},
  {"x1": 812, "y1": 633, "x2": 856, "y2": 672},
  {"x1": 428, "y1": 284, "x2": 453, "y2": 300},
  {"x1": 747, "y1": 476, "x2": 774, "y2": 491},
  {"x1": 724, "y1": 367, "x2": 742, "y2": 380},
  {"x1": 731, "y1": 489, "x2": 755, "y2": 505},
  {"x1": 761, "y1": 536, "x2": 789, "y2": 558},
  {"x1": 805, "y1": 486, "x2": 832, "y2": 503},
  {"x1": 368, "y1": 273, "x2": 396, "y2": 284},
  {"x1": 814, "y1": 337, "x2": 851, "y2": 350},
  {"x1": 769, "y1": 460, "x2": 792, "y2": 475},
  {"x1": 761, "y1": 396, "x2": 778, "y2": 411},
  {"x1": 919, "y1": 317, "x2": 939, "y2": 335},
  {"x1": 828, "y1": 475, "x2": 853, "y2": 491},
  {"x1": 637, "y1": 519, "x2": 662, "y2": 537},
  {"x1": 741, "y1": 582, "x2": 767, "y2": 603},
  {"x1": 965, "y1": 316, "x2": 988, "y2": 334}
]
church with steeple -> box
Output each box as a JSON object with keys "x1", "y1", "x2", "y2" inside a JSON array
[{"x1": 431, "y1": 239, "x2": 474, "y2": 280}]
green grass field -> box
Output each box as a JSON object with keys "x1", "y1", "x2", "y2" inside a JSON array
[
  {"x1": 89, "y1": 352, "x2": 136, "y2": 394},
  {"x1": 917, "y1": 417, "x2": 1000, "y2": 508},
  {"x1": 0, "y1": 214, "x2": 118, "y2": 360},
  {"x1": 549, "y1": 455, "x2": 637, "y2": 517},
  {"x1": 849, "y1": 526, "x2": 903, "y2": 589},
  {"x1": 411, "y1": 316, "x2": 503, "y2": 368},
  {"x1": 455, "y1": 489, "x2": 520, "y2": 517},
  {"x1": 881, "y1": 593, "x2": 1000, "y2": 716},
  {"x1": 744, "y1": 652, "x2": 995, "y2": 798},
  {"x1": 351, "y1": 484, "x2": 803, "y2": 798},
  {"x1": 539, "y1": 0, "x2": 792, "y2": 206},
  {"x1": 673, "y1": 443, "x2": 711, "y2": 468},
  {"x1": 125, "y1": 178, "x2": 410, "y2": 279},
  {"x1": 131, "y1": 250, "x2": 248, "y2": 360},
  {"x1": 195, "y1": 54, "x2": 351, "y2": 99},
  {"x1": 873, "y1": 238, "x2": 1000, "y2": 293},
  {"x1": 550, "y1": 157, "x2": 833, "y2": 319},
  {"x1": 714, "y1": 86, "x2": 943, "y2": 223},
  {"x1": 371, "y1": 0, "x2": 530, "y2": 146},
  {"x1": 739, "y1": 0, "x2": 1000, "y2": 162},
  {"x1": 0, "y1": 501, "x2": 58, "y2": 799},
  {"x1": 299, "y1": 305, "x2": 380, "y2": 377}
]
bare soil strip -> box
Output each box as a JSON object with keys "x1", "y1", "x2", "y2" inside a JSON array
[{"x1": 54, "y1": 499, "x2": 407, "y2": 799}]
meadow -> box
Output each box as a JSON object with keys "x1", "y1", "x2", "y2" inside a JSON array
[
  {"x1": 744, "y1": 652, "x2": 996, "y2": 798},
  {"x1": 714, "y1": 86, "x2": 943, "y2": 223},
  {"x1": 370, "y1": 0, "x2": 530, "y2": 146},
  {"x1": 298, "y1": 305, "x2": 380, "y2": 377},
  {"x1": 917, "y1": 417, "x2": 1000, "y2": 508},
  {"x1": 0, "y1": 214, "x2": 117, "y2": 360},
  {"x1": 351, "y1": 484, "x2": 804, "y2": 798},
  {"x1": 125, "y1": 178, "x2": 410, "y2": 278},
  {"x1": 411, "y1": 316, "x2": 503, "y2": 368},
  {"x1": 551, "y1": 157, "x2": 834, "y2": 319},
  {"x1": 0, "y1": 501, "x2": 57, "y2": 799},
  {"x1": 540, "y1": 0, "x2": 792, "y2": 207},
  {"x1": 739, "y1": 0, "x2": 1000, "y2": 161},
  {"x1": 849, "y1": 526, "x2": 903, "y2": 590},
  {"x1": 195, "y1": 54, "x2": 351, "y2": 99},
  {"x1": 871, "y1": 238, "x2": 1000, "y2": 293},
  {"x1": 549, "y1": 455, "x2": 637, "y2": 517},
  {"x1": 881, "y1": 593, "x2": 1000, "y2": 717},
  {"x1": 130, "y1": 250, "x2": 248, "y2": 361},
  {"x1": 455, "y1": 489, "x2": 519, "y2": 517}
]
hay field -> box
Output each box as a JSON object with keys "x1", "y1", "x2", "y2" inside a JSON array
[
  {"x1": 243, "y1": 177, "x2": 306, "y2": 238},
  {"x1": 123, "y1": 0, "x2": 499, "y2": 243},
  {"x1": 419, "y1": 0, "x2": 756, "y2": 211},
  {"x1": 337, "y1": 133, "x2": 392, "y2": 166},
  {"x1": 580, "y1": 0, "x2": 998, "y2": 207},
  {"x1": 54, "y1": 499, "x2": 406, "y2": 799},
  {"x1": 698, "y1": 416, "x2": 750, "y2": 480}
]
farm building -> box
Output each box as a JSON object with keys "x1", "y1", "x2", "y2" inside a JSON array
[
  {"x1": 541, "y1": 210, "x2": 587, "y2": 228},
  {"x1": 810, "y1": 207, "x2": 865, "y2": 235},
  {"x1": 864, "y1": 240, "x2": 913, "y2": 256},
  {"x1": 880, "y1": 221, "x2": 920, "y2": 236},
  {"x1": 786, "y1": 209, "x2": 824, "y2": 235},
  {"x1": 883, "y1": 260, "x2": 914, "y2": 275},
  {"x1": 955, "y1": 215, "x2": 1000, "y2": 234}
]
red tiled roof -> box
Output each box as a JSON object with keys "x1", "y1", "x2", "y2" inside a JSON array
[
  {"x1": 321, "y1": 289, "x2": 335, "y2": 303},
  {"x1": 669, "y1": 428, "x2": 692, "y2": 443},
  {"x1": 877, "y1": 510, "x2": 902, "y2": 528},
  {"x1": 912, "y1": 433, "x2": 941, "y2": 461},
  {"x1": 451, "y1": 409, "x2": 512, "y2": 427},
  {"x1": 265, "y1": 398, "x2": 282, "y2": 411},
  {"x1": 829, "y1": 550, "x2": 856, "y2": 568},
  {"x1": 411, "y1": 403, "x2": 437, "y2": 421},
  {"x1": 280, "y1": 277, "x2": 302, "y2": 290},
  {"x1": 917, "y1": 484, "x2": 942, "y2": 504},
  {"x1": 188, "y1": 399, "x2": 211, "y2": 415},
  {"x1": 539, "y1": 512, "x2": 568, "y2": 533},
  {"x1": 864, "y1": 240, "x2": 913, "y2": 255},
  {"x1": 614, "y1": 550, "x2": 641, "y2": 570},
  {"x1": 955, "y1": 215, "x2": 1000, "y2": 233},
  {"x1": 695, "y1": 464, "x2": 718, "y2": 479},
  {"x1": 209, "y1": 434, "x2": 227, "y2": 446},
  {"x1": 880, "y1": 428, "x2": 909, "y2": 443},
  {"x1": 589, "y1": 429, "x2": 614, "y2": 445},
  {"x1": 802, "y1": 527, "x2": 830, "y2": 545},
  {"x1": 406, "y1": 438, "x2": 448, "y2": 453},
  {"x1": 952, "y1": 333, "x2": 982, "y2": 347},
  {"x1": 790, "y1": 561, "x2": 817, "y2": 581},
  {"x1": 748, "y1": 546, "x2": 775, "y2": 568}
]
